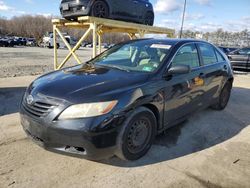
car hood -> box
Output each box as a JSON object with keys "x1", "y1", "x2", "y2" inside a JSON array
[{"x1": 29, "y1": 64, "x2": 149, "y2": 103}]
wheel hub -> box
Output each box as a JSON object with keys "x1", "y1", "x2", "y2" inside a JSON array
[{"x1": 127, "y1": 119, "x2": 150, "y2": 153}]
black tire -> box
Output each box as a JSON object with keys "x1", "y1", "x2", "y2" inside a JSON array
[
  {"x1": 144, "y1": 12, "x2": 154, "y2": 26},
  {"x1": 91, "y1": 1, "x2": 109, "y2": 18},
  {"x1": 116, "y1": 107, "x2": 157, "y2": 161},
  {"x1": 211, "y1": 82, "x2": 232, "y2": 110}
]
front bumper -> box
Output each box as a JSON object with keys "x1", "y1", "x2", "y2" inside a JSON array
[{"x1": 20, "y1": 107, "x2": 124, "y2": 160}]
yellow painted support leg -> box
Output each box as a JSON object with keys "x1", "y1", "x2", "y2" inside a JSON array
[
  {"x1": 98, "y1": 33, "x2": 102, "y2": 54},
  {"x1": 53, "y1": 25, "x2": 58, "y2": 70},
  {"x1": 92, "y1": 22, "x2": 97, "y2": 58},
  {"x1": 57, "y1": 27, "x2": 92, "y2": 70},
  {"x1": 138, "y1": 30, "x2": 145, "y2": 38},
  {"x1": 128, "y1": 33, "x2": 137, "y2": 40}
]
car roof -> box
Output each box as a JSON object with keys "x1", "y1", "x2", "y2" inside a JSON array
[{"x1": 123, "y1": 38, "x2": 207, "y2": 46}]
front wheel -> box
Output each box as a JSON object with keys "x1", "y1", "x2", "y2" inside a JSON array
[
  {"x1": 116, "y1": 107, "x2": 156, "y2": 161},
  {"x1": 211, "y1": 82, "x2": 232, "y2": 110},
  {"x1": 91, "y1": 1, "x2": 109, "y2": 18}
]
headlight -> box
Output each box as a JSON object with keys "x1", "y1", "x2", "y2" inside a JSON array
[{"x1": 58, "y1": 101, "x2": 118, "y2": 120}]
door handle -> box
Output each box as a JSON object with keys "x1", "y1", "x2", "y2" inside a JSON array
[
  {"x1": 133, "y1": 0, "x2": 138, "y2": 3},
  {"x1": 223, "y1": 65, "x2": 228, "y2": 70}
]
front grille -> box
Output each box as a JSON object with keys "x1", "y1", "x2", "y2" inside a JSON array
[{"x1": 22, "y1": 100, "x2": 55, "y2": 118}]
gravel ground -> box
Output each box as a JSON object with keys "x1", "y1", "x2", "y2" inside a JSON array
[{"x1": 0, "y1": 47, "x2": 93, "y2": 78}]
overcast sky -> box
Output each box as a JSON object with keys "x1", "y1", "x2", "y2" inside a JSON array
[{"x1": 0, "y1": 0, "x2": 250, "y2": 32}]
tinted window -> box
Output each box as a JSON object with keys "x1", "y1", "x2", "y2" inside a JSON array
[
  {"x1": 215, "y1": 50, "x2": 225, "y2": 62},
  {"x1": 172, "y1": 44, "x2": 200, "y2": 68},
  {"x1": 198, "y1": 43, "x2": 217, "y2": 65}
]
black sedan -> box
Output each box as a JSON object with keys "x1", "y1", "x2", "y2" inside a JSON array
[
  {"x1": 60, "y1": 0, "x2": 155, "y2": 25},
  {"x1": 20, "y1": 39, "x2": 234, "y2": 161},
  {"x1": 228, "y1": 47, "x2": 250, "y2": 71}
]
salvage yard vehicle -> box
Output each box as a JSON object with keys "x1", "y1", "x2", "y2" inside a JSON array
[
  {"x1": 42, "y1": 32, "x2": 73, "y2": 49},
  {"x1": 60, "y1": 0, "x2": 155, "y2": 25},
  {"x1": 228, "y1": 47, "x2": 250, "y2": 71},
  {"x1": 20, "y1": 39, "x2": 234, "y2": 161},
  {"x1": 0, "y1": 37, "x2": 15, "y2": 47}
]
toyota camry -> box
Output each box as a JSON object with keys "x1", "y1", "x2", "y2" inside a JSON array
[{"x1": 20, "y1": 39, "x2": 234, "y2": 161}]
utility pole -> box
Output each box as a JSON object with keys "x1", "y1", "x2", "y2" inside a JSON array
[{"x1": 180, "y1": 0, "x2": 187, "y2": 38}]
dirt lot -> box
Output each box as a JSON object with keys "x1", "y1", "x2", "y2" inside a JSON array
[
  {"x1": 0, "y1": 47, "x2": 250, "y2": 188},
  {"x1": 0, "y1": 47, "x2": 93, "y2": 78}
]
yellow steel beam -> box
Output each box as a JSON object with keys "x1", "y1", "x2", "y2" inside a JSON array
[
  {"x1": 92, "y1": 22, "x2": 97, "y2": 58},
  {"x1": 51, "y1": 16, "x2": 175, "y2": 70},
  {"x1": 57, "y1": 27, "x2": 92, "y2": 70},
  {"x1": 55, "y1": 27, "x2": 82, "y2": 65},
  {"x1": 53, "y1": 25, "x2": 58, "y2": 70}
]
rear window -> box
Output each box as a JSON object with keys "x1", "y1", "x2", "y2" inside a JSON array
[
  {"x1": 198, "y1": 43, "x2": 217, "y2": 65},
  {"x1": 215, "y1": 50, "x2": 225, "y2": 62}
]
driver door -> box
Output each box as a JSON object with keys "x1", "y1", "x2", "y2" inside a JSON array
[{"x1": 163, "y1": 43, "x2": 205, "y2": 127}]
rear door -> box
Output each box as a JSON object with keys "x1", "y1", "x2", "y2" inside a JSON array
[
  {"x1": 164, "y1": 43, "x2": 205, "y2": 127},
  {"x1": 196, "y1": 42, "x2": 228, "y2": 106}
]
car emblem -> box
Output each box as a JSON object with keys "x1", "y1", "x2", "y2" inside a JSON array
[{"x1": 27, "y1": 95, "x2": 34, "y2": 105}]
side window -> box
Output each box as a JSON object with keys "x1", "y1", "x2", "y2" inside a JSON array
[
  {"x1": 198, "y1": 43, "x2": 217, "y2": 65},
  {"x1": 172, "y1": 44, "x2": 200, "y2": 68},
  {"x1": 215, "y1": 50, "x2": 225, "y2": 62}
]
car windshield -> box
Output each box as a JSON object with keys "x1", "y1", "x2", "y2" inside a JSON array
[{"x1": 89, "y1": 40, "x2": 173, "y2": 73}]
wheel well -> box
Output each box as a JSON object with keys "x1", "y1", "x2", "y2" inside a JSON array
[
  {"x1": 228, "y1": 77, "x2": 234, "y2": 84},
  {"x1": 227, "y1": 77, "x2": 234, "y2": 87},
  {"x1": 142, "y1": 104, "x2": 160, "y2": 129}
]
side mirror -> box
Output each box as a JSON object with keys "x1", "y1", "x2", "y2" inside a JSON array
[{"x1": 167, "y1": 64, "x2": 191, "y2": 75}]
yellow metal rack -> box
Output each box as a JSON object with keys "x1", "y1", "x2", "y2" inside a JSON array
[{"x1": 52, "y1": 16, "x2": 175, "y2": 70}]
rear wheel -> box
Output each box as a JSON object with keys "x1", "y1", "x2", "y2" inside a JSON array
[
  {"x1": 144, "y1": 12, "x2": 154, "y2": 26},
  {"x1": 91, "y1": 1, "x2": 109, "y2": 18},
  {"x1": 211, "y1": 82, "x2": 232, "y2": 110},
  {"x1": 116, "y1": 107, "x2": 156, "y2": 161}
]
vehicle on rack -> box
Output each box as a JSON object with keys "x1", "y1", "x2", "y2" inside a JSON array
[
  {"x1": 60, "y1": 0, "x2": 155, "y2": 26},
  {"x1": 228, "y1": 47, "x2": 250, "y2": 71},
  {"x1": 20, "y1": 39, "x2": 233, "y2": 161}
]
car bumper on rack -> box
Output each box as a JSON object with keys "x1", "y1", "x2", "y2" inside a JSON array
[{"x1": 60, "y1": 2, "x2": 91, "y2": 19}]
